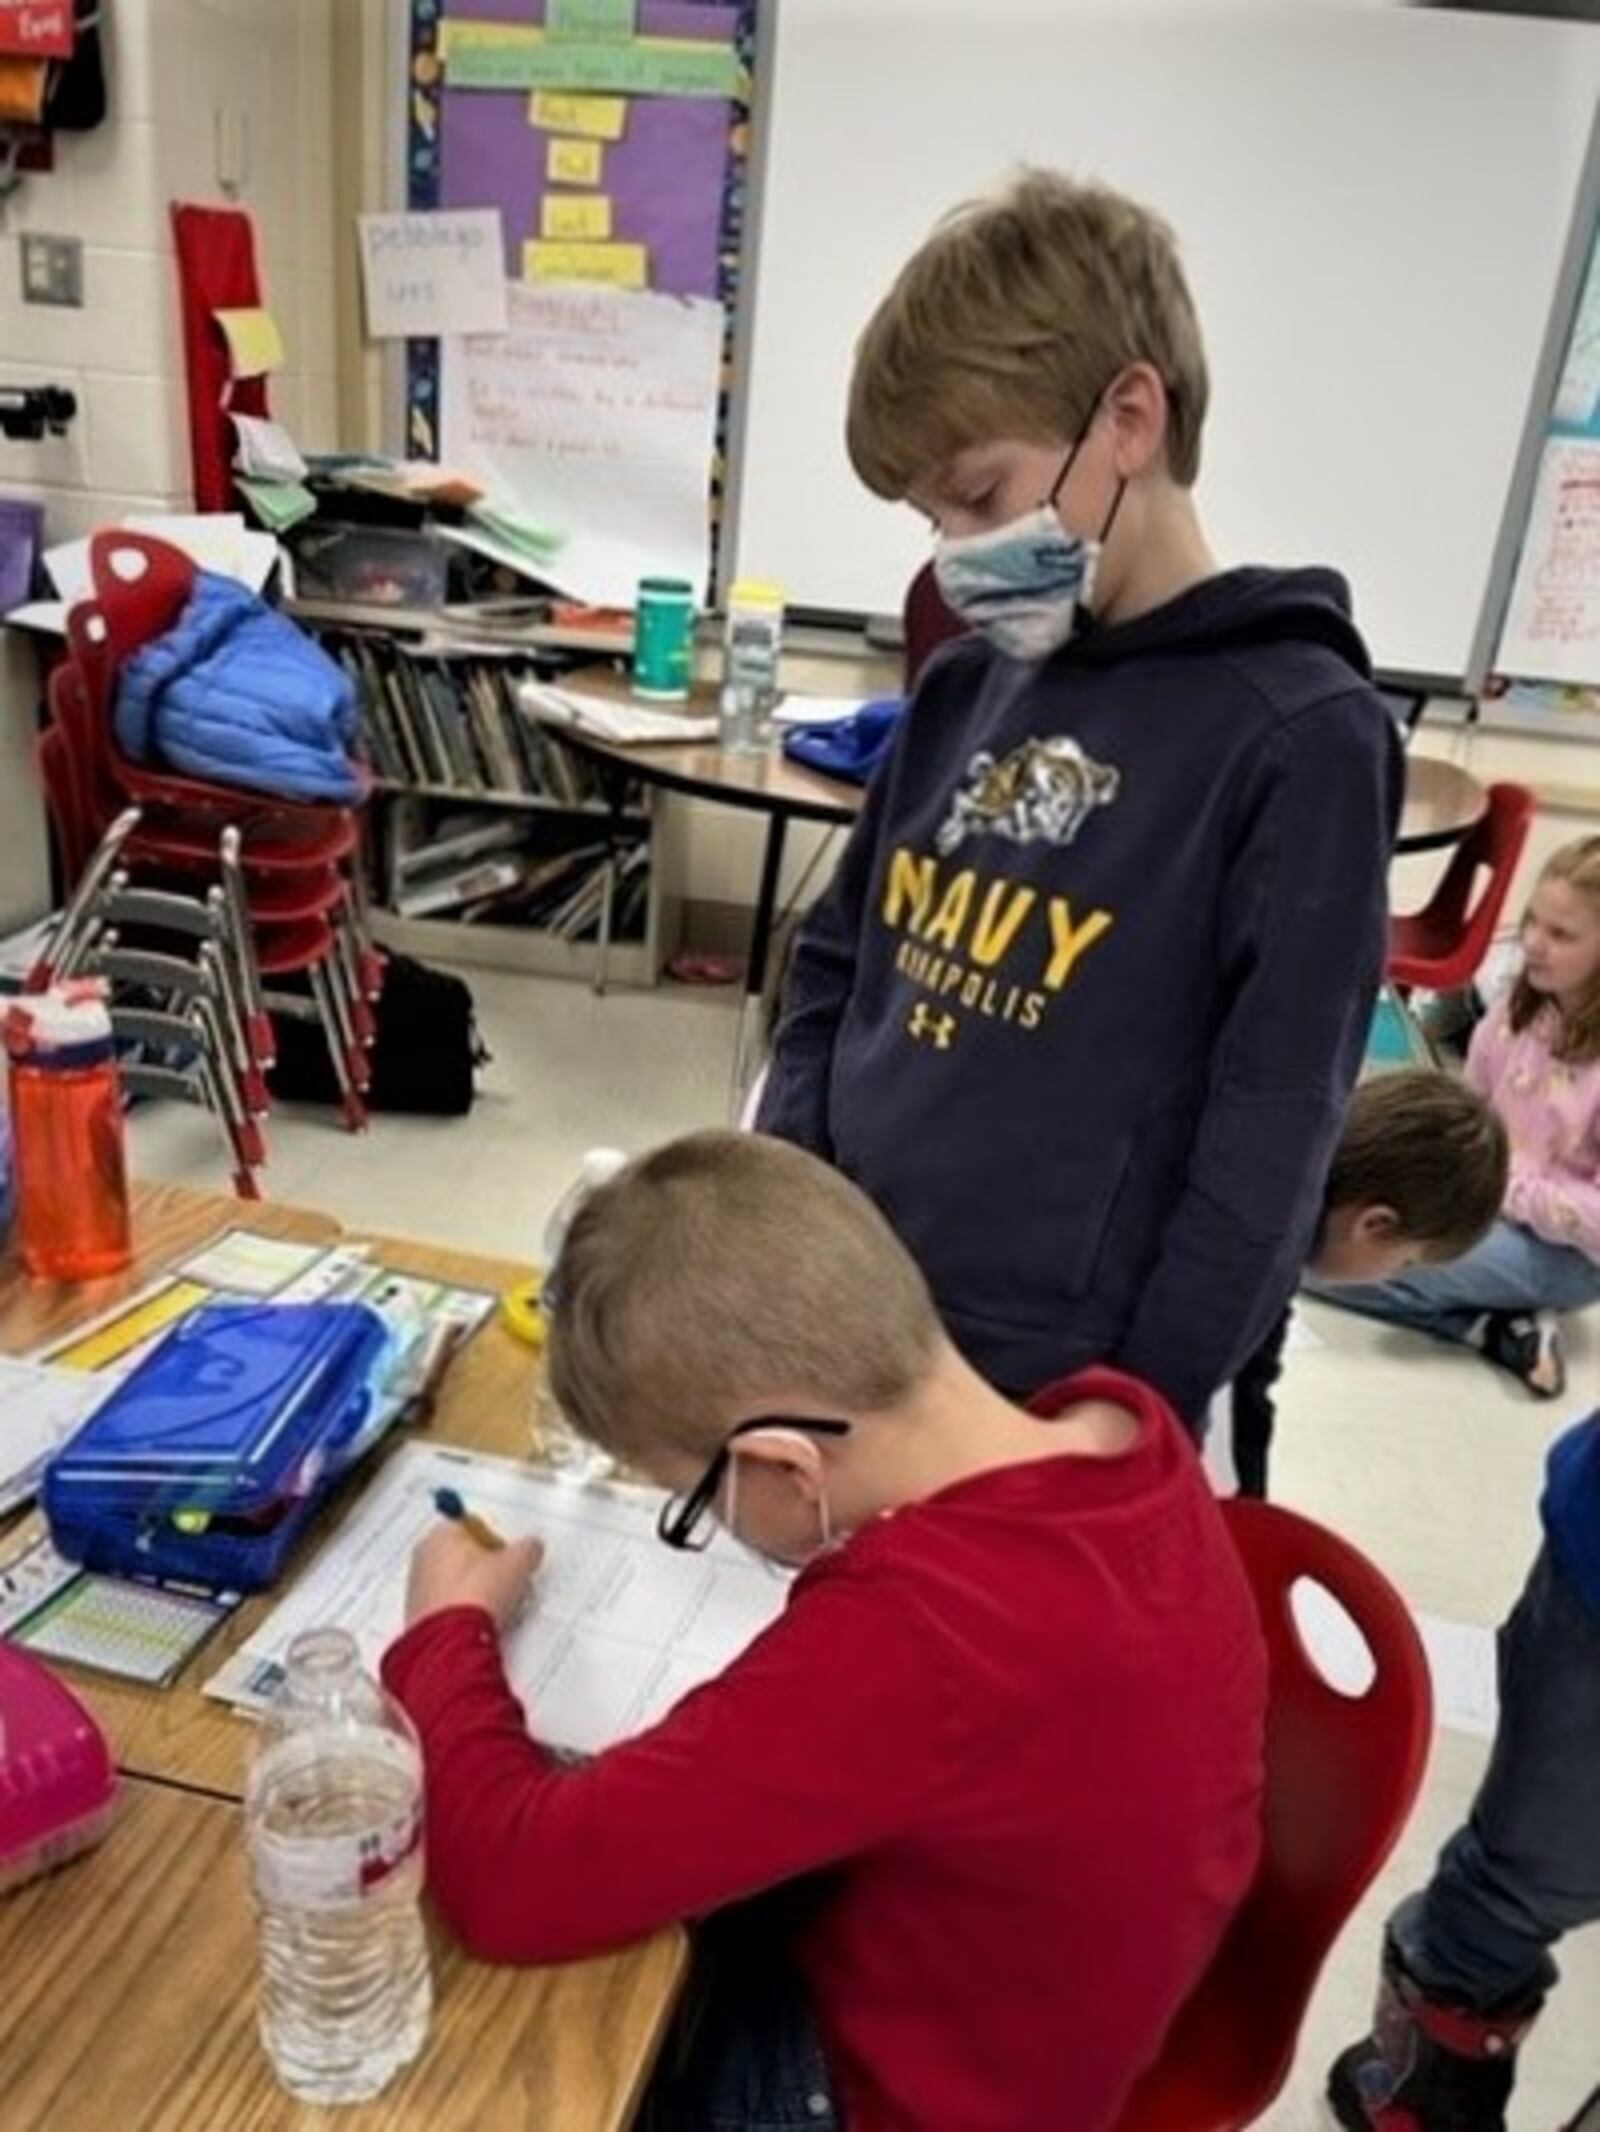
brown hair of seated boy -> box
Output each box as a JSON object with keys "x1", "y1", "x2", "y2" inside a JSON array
[
  {"x1": 544, "y1": 1129, "x2": 1136, "y2": 1564},
  {"x1": 1311, "y1": 1069, "x2": 1509, "y2": 1286}
]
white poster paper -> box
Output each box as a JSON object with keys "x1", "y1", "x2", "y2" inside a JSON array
[
  {"x1": 1498, "y1": 438, "x2": 1600, "y2": 686},
  {"x1": 358, "y1": 210, "x2": 509, "y2": 341},
  {"x1": 440, "y1": 281, "x2": 724, "y2": 606}
]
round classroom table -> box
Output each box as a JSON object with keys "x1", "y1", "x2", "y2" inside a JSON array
[
  {"x1": 1396, "y1": 755, "x2": 1486, "y2": 855},
  {"x1": 541, "y1": 671, "x2": 1485, "y2": 1100}
]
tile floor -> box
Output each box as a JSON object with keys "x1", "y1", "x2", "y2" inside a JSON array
[{"x1": 129, "y1": 966, "x2": 1600, "y2": 2130}]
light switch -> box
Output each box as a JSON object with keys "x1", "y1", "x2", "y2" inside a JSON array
[{"x1": 19, "y1": 234, "x2": 83, "y2": 308}]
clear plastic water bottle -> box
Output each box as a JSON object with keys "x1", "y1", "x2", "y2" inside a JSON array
[
  {"x1": 720, "y1": 579, "x2": 785, "y2": 754},
  {"x1": 246, "y1": 1628, "x2": 432, "y2": 2105},
  {"x1": 539, "y1": 1147, "x2": 628, "y2": 1480}
]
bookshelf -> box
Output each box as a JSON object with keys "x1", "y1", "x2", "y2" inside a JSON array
[{"x1": 298, "y1": 607, "x2": 663, "y2": 988}]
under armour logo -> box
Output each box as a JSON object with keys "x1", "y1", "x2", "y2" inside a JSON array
[{"x1": 908, "y1": 1004, "x2": 957, "y2": 1049}]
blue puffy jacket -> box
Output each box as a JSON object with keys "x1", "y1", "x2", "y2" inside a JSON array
[{"x1": 115, "y1": 572, "x2": 361, "y2": 803}]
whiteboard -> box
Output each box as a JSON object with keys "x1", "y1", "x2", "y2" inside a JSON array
[{"x1": 729, "y1": 4, "x2": 1600, "y2": 682}]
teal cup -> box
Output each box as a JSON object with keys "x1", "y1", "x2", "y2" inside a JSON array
[{"x1": 632, "y1": 578, "x2": 696, "y2": 700}]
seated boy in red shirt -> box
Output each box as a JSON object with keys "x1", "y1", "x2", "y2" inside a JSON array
[{"x1": 382, "y1": 1131, "x2": 1267, "y2": 2132}]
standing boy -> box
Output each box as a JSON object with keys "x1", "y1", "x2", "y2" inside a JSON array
[{"x1": 759, "y1": 169, "x2": 1401, "y2": 1423}]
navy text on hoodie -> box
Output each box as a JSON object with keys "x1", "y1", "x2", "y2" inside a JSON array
[{"x1": 758, "y1": 568, "x2": 1403, "y2": 1422}]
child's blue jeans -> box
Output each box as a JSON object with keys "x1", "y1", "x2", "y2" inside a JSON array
[
  {"x1": 1304, "y1": 1217, "x2": 1600, "y2": 1344},
  {"x1": 1391, "y1": 1545, "x2": 1600, "y2": 2008},
  {"x1": 644, "y1": 1904, "x2": 843, "y2": 2132}
]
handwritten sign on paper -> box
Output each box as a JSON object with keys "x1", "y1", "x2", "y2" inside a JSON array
[
  {"x1": 541, "y1": 194, "x2": 614, "y2": 242},
  {"x1": 358, "y1": 209, "x2": 508, "y2": 340},
  {"x1": 1499, "y1": 438, "x2": 1600, "y2": 687},
  {"x1": 525, "y1": 238, "x2": 647, "y2": 290},
  {"x1": 440, "y1": 281, "x2": 725, "y2": 606},
  {"x1": 531, "y1": 90, "x2": 628, "y2": 140},
  {"x1": 548, "y1": 136, "x2": 605, "y2": 185}
]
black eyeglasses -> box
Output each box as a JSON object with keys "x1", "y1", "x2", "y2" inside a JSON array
[{"x1": 657, "y1": 1415, "x2": 851, "y2": 1552}]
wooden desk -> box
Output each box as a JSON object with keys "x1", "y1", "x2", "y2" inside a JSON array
[
  {"x1": 0, "y1": 1185, "x2": 687, "y2": 2132},
  {"x1": 0, "y1": 1182, "x2": 340, "y2": 1356},
  {"x1": 547, "y1": 675, "x2": 1485, "y2": 1096},
  {"x1": 0, "y1": 1776, "x2": 683, "y2": 2132},
  {"x1": 541, "y1": 671, "x2": 863, "y2": 1103},
  {"x1": 1397, "y1": 755, "x2": 1485, "y2": 855},
  {"x1": 0, "y1": 1189, "x2": 547, "y2": 1802}
]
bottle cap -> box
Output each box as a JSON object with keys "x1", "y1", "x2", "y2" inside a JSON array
[
  {"x1": 578, "y1": 1148, "x2": 628, "y2": 1188},
  {"x1": 729, "y1": 579, "x2": 785, "y2": 610},
  {"x1": 5, "y1": 981, "x2": 113, "y2": 1060}
]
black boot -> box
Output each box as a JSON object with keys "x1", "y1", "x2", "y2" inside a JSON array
[{"x1": 1326, "y1": 1935, "x2": 1542, "y2": 2130}]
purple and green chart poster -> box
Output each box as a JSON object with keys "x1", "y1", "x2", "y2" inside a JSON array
[{"x1": 436, "y1": 0, "x2": 741, "y2": 302}]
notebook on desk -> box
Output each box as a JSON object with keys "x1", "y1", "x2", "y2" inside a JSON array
[{"x1": 519, "y1": 679, "x2": 718, "y2": 747}]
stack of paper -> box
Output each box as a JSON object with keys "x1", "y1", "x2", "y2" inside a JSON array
[
  {"x1": 9, "y1": 511, "x2": 280, "y2": 637},
  {"x1": 520, "y1": 679, "x2": 717, "y2": 747},
  {"x1": 0, "y1": 1357, "x2": 111, "y2": 1516}
]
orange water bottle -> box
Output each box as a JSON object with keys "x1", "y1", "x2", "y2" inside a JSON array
[{"x1": 5, "y1": 982, "x2": 131, "y2": 1282}]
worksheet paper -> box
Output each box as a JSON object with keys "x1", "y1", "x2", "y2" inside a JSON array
[
  {"x1": 207, "y1": 1443, "x2": 788, "y2": 1754},
  {"x1": 439, "y1": 281, "x2": 724, "y2": 606},
  {"x1": 0, "y1": 1357, "x2": 110, "y2": 1515}
]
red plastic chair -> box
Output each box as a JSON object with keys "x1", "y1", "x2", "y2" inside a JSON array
[
  {"x1": 902, "y1": 558, "x2": 969, "y2": 689},
  {"x1": 1388, "y1": 781, "x2": 1535, "y2": 993},
  {"x1": 74, "y1": 531, "x2": 371, "y2": 837},
  {"x1": 1114, "y1": 1499, "x2": 1433, "y2": 2132}
]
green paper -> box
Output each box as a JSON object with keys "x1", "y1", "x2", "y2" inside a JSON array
[
  {"x1": 448, "y1": 32, "x2": 742, "y2": 98},
  {"x1": 547, "y1": 0, "x2": 637, "y2": 40},
  {"x1": 471, "y1": 503, "x2": 566, "y2": 561},
  {"x1": 238, "y1": 477, "x2": 317, "y2": 532}
]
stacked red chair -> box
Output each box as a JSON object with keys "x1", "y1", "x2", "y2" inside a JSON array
[{"x1": 39, "y1": 529, "x2": 382, "y2": 1152}]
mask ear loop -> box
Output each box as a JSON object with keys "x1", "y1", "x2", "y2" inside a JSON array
[{"x1": 726, "y1": 1429, "x2": 836, "y2": 1557}]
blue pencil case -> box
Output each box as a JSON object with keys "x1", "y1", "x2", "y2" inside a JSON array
[{"x1": 43, "y1": 1301, "x2": 388, "y2": 1593}]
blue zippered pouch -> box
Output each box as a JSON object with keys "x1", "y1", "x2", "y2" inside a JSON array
[{"x1": 43, "y1": 1301, "x2": 387, "y2": 1592}]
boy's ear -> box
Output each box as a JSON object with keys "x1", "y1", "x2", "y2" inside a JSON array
[
  {"x1": 1105, "y1": 362, "x2": 1172, "y2": 479},
  {"x1": 731, "y1": 1429, "x2": 827, "y2": 1500},
  {"x1": 1353, "y1": 1203, "x2": 1404, "y2": 1242}
]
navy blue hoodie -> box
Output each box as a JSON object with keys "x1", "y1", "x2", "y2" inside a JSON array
[{"x1": 758, "y1": 567, "x2": 1402, "y2": 1421}]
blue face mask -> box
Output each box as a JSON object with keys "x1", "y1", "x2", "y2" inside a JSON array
[{"x1": 933, "y1": 424, "x2": 1125, "y2": 661}]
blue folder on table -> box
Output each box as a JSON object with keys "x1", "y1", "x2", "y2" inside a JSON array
[{"x1": 43, "y1": 1301, "x2": 387, "y2": 1592}]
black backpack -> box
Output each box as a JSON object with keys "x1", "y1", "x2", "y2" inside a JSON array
[{"x1": 268, "y1": 954, "x2": 487, "y2": 1116}]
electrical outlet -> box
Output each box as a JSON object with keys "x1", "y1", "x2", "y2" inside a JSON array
[{"x1": 19, "y1": 234, "x2": 83, "y2": 308}]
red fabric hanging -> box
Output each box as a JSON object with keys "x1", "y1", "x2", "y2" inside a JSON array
[{"x1": 170, "y1": 202, "x2": 271, "y2": 511}]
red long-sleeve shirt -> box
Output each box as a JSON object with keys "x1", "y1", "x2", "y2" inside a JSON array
[{"x1": 382, "y1": 1369, "x2": 1266, "y2": 2131}]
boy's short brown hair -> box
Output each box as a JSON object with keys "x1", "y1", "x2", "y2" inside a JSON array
[
  {"x1": 545, "y1": 1131, "x2": 943, "y2": 1466},
  {"x1": 1326, "y1": 1072, "x2": 1508, "y2": 1261},
  {"x1": 847, "y1": 168, "x2": 1210, "y2": 501}
]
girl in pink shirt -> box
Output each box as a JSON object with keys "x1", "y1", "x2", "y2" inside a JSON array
[{"x1": 1310, "y1": 837, "x2": 1600, "y2": 1397}]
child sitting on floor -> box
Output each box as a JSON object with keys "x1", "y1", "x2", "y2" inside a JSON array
[
  {"x1": 1222, "y1": 1069, "x2": 1508, "y2": 1496},
  {"x1": 1307, "y1": 837, "x2": 1600, "y2": 1399},
  {"x1": 381, "y1": 1131, "x2": 1266, "y2": 2132}
]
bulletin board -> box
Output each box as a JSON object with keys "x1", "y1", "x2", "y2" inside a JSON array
[{"x1": 403, "y1": 0, "x2": 756, "y2": 472}]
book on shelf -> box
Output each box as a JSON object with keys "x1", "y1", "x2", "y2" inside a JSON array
[
  {"x1": 394, "y1": 855, "x2": 527, "y2": 920},
  {"x1": 321, "y1": 631, "x2": 612, "y2": 808},
  {"x1": 395, "y1": 812, "x2": 531, "y2": 882}
]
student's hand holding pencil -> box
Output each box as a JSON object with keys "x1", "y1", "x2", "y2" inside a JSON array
[{"x1": 405, "y1": 1515, "x2": 544, "y2": 1633}]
